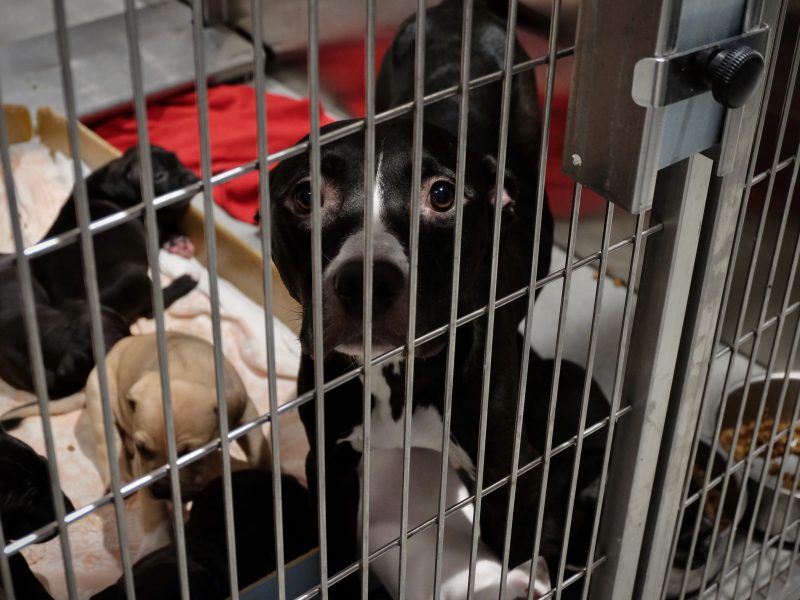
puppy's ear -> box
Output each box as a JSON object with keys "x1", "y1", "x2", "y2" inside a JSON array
[
  {"x1": 225, "y1": 389, "x2": 248, "y2": 426},
  {"x1": 481, "y1": 155, "x2": 518, "y2": 215}
]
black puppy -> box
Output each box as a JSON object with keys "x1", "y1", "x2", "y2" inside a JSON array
[
  {"x1": 0, "y1": 266, "x2": 130, "y2": 400},
  {"x1": 92, "y1": 470, "x2": 317, "y2": 599},
  {"x1": 0, "y1": 147, "x2": 198, "y2": 408},
  {"x1": 33, "y1": 145, "x2": 198, "y2": 323},
  {"x1": 0, "y1": 430, "x2": 76, "y2": 599}
]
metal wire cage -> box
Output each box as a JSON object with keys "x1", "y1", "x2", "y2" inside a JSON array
[{"x1": 0, "y1": 0, "x2": 798, "y2": 599}]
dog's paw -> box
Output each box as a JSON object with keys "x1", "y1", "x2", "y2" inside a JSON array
[
  {"x1": 170, "y1": 274, "x2": 199, "y2": 294},
  {"x1": 507, "y1": 557, "x2": 551, "y2": 600},
  {"x1": 164, "y1": 235, "x2": 195, "y2": 258}
]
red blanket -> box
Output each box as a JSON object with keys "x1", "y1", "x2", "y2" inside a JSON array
[
  {"x1": 92, "y1": 85, "x2": 335, "y2": 224},
  {"x1": 93, "y1": 65, "x2": 603, "y2": 223}
]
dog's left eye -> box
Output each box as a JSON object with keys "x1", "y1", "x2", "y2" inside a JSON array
[
  {"x1": 429, "y1": 181, "x2": 455, "y2": 212},
  {"x1": 136, "y1": 442, "x2": 155, "y2": 460},
  {"x1": 153, "y1": 169, "x2": 168, "y2": 186},
  {"x1": 292, "y1": 181, "x2": 313, "y2": 214}
]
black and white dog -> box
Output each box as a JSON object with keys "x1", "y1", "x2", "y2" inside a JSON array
[{"x1": 268, "y1": 0, "x2": 605, "y2": 596}]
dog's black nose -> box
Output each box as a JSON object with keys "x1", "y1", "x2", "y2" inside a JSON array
[{"x1": 333, "y1": 260, "x2": 405, "y2": 316}]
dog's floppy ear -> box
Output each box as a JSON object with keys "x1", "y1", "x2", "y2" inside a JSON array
[{"x1": 481, "y1": 155, "x2": 518, "y2": 215}]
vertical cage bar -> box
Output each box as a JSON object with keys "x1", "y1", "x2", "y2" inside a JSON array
[
  {"x1": 433, "y1": 0, "x2": 474, "y2": 595},
  {"x1": 397, "y1": 0, "x2": 426, "y2": 596},
  {"x1": 517, "y1": 0, "x2": 565, "y2": 594},
  {"x1": 188, "y1": 1, "x2": 241, "y2": 596},
  {"x1": 0, "y1": 95, "x2": 27, "y2": 600},
  {"x1": 554, "y1": 199, "x2": 614, "y2": 599},
  {"x1": 46, "y1": 3, "x2": 127, "y2": 598},
  {"x1": 742, "y1": 151, "x2": 800, "y2": 599},
  {"x1": 0, "y1": 525, "x2": 14, "y2": 600},
  {"x1": 250, "y1": 1, "x2": 287, "y2": 598},
  {"x1": 764, "y1": 329, "x2": 800, "y2": 597},
  {"x1": 466, "y1": 0, "x2": 519, "y2": 595},
  {"x1": 498, "y1": 0, "x2": 563, "y2": 593},
  {"x1": 724, "y1": 42, "x2": 800, "y2": 598},
  {"x1": 702, "y1": 37, "x2": 800, "y2": 594},
  {"x1": 119, "y1": 9, "x2": 194, "y2": 600},
  {"x1": 57, "y1": 0, "x2": 143, "y2": 595},
  {"x1": 118, "y1": 2, "x2": 193, "y2": 594},
  {"x1": 780, "y1": 408, "x2": 800, "y2": 586},
  {"x1": 360, "y1": 0, "x2": 376, "y2": 597},
  {"x1": 307, "y1": 0, "x2": 329, "y2": 596},
  {"x1": 500, "y1": 178, "x2": 582, "y2": 596},
  {"x1": 589, "y1": 152, "x2": 712, "y2": 600},
  {"x1": 581, "y1": 210, "x2": 645, "y2": 600},
  {"x1": 642, "y1": 2, "x2": 788, "y2": 595},
  {"x1": 763, "y1": 180, "x2": 800, "y2": 599}
]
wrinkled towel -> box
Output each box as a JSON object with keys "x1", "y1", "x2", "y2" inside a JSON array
[
  {"x1": 0, "y1": 138, "x2": 306, "y2": 597},
  {"x1": 0, "y1": 249, "x2": 306, "y2": 598},
  {"x1": 0, "y1": 137, "x2": 89, "y2": 252}
]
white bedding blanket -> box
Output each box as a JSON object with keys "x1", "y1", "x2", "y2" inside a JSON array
[
  {"x1": 0, "y1": 251, "x2": 306, "y2": 598},
  {"x1": 0, "y1": 140, "x2": 307, "y2": 598}
]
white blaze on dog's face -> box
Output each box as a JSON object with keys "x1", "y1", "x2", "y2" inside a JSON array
[
  {"x1": 269, "y1": 118, "x2": 518, "y2": 360},
  {"x1": 127, "y1": 375, "x2": 229, "y2": 501}
]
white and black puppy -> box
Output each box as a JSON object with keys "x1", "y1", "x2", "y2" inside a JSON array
[{"x1": 267, "y1": 0, "x2": 604, "y2": 597}]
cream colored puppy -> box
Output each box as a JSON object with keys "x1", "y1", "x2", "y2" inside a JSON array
[{"x1": 85, "y1": 331, "x2": 270, "y2": 556}]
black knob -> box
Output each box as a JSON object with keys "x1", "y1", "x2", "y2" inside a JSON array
[{"x1": 695, "y1": 46, "x2": 765, "y2": 108}]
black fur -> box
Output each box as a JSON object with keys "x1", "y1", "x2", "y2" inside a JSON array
[
  {"x1": 0, "y1": 146, "x2": 198, "y2": 401},
  {"x1": 0, "y1": 268, "x2": 130, "y2": 399},
  {"x1": 0, "y1": 430, "x2": 76, "y2": 599},
  {"x1": 32, "y1": 146, "x2": 199, "y2": 323},
  {"x1": 267, "y1": 2, "x2": 608, "y2": 596},
  {"x1": 91, "y1": 470, "x2": 317, "y2": 600}
]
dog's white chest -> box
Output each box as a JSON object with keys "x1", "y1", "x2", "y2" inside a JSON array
[{"x1": 337, "y1": 358, "x2": 475, "y2": 478}]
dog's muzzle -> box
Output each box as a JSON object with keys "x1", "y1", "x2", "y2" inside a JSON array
[
  {"x1": 332, "y1": 259, "x2": 406, "y2": 318},
  {"x1": 322, "y1": 228, "x2": 410, "y2": 357}
]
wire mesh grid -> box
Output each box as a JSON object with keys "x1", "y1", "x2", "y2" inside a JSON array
[
  {"x1": 659, "y1": 2, "x2": 800, "y2": 599},
  {"x1": 3, "y1": 0, "x2": 771, "y2": 599}
]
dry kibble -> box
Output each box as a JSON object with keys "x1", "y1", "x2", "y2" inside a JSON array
[
  {"x1": 722, "y1": 415, "x2": 800, "y2": 491},
  {"x1": 720, "y1": 415, "x2": 800, "y2": 462},
  {"x1": 691, "y1": 465, "x2": 731, "y2": 527}
]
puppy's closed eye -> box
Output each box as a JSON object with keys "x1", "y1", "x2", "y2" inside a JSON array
[{"x1": 135, "y1": 441, "x2": 156, "y2": 461}]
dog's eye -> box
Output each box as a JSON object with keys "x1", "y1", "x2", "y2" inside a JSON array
[
  {"x1": 292, "y1": 181, "x2": 313, "y2": 214},
  {"x1": 153, "y1": 169, "x2": 168, "y2": 186},
  {"x1": 429, "y1": 181, "x2": 455, "y2": 212},
  {"x1": 135, "y1": 442, "x2": 155, "y2": 460}
]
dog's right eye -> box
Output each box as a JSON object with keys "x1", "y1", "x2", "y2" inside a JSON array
[
  {"x1": 135, "y1": 442, "x2": 155, "y2": 460},
  {"x1": 292, "y1": 181, "x2": 313, "y2": 214},
  {"x1": 429, "y1": 180, "x2": 456, "y2": 212}
]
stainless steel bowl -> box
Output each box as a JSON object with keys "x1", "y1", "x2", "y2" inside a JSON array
[
  {"x1": 718, "y1": 372, "x2": 800, "y2": 544},
  {"x1": 667, "y1": 439, "x2": 747, "y2": 598}
]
